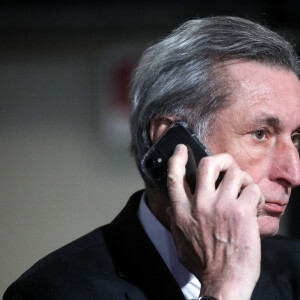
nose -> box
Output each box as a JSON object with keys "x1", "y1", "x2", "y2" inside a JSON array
[{"x1": 271, "y1": 142, "x2": 300, "y2": 187}]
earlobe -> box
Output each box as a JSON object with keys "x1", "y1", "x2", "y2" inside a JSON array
[{"x1": 149, "y1": 116, "x2": 178, "y2": 143}]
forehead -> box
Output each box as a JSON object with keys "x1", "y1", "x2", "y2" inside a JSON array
[{"x1": 223, "y1": 61, "x2": 300, "y2": 129}]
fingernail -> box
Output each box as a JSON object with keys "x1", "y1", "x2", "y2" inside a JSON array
[{"x1": 174, "y1": 144, "x2": 183, "y2": 154}]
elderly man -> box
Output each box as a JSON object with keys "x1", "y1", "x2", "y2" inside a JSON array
[{"x1": 4, "y1": 16, "x2": 300, "y2": 300}]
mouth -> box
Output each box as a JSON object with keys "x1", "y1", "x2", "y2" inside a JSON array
[{"x1": 264, "y1": 201, "x2": 287, "y2": 214}]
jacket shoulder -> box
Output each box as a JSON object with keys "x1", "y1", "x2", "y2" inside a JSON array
[
  {"x1": 3, "y1": 226, "x2": 139, "y2": 299},
  {"x1": 21, "y1": 226, "x2": 113, "y2": 277}
]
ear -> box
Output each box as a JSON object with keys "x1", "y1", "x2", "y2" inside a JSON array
[{"x1": 149, "y1": 116, "x2": 179, "y2": 143}]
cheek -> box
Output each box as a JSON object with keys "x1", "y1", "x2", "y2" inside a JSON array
[
  {"x1": 235, "y1": 157, "x2": 270, "y2": 185},
  {"x1": 226, "y1": 142, "x2": 272, "y2": 184},
  {"x1": 207, "y1": 133, "x2": 273, "y2": 184}
]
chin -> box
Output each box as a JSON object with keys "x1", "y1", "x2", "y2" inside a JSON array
[{"x1": 258, "y1": 215, "x2": 281, "y2": 239}]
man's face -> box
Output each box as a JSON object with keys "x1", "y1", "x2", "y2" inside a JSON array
[{"x1": 206, "y1": 61, "x2": 300, "y2": 238}]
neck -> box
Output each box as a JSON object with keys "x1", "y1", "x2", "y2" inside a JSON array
[{"x1": 145, "y1": 187, "x2": 171, "y2": 229}]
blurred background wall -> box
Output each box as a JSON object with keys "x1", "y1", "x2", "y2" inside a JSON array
[{"x1": 1, "y1": 0, "x2": 300, "y2": 296}]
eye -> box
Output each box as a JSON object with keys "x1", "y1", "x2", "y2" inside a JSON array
[
  {"x1": 252, "y1": 129, "x2": 267, "y2": 141},
  {"x1": 292, "y1": 133, "x2": 300, "y2": 147}
]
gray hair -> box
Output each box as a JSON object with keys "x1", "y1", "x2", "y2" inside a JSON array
[{"x1": 129, "y1": 16, "x2": 300, "y2": 169}]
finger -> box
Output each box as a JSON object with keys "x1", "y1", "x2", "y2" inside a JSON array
[
  {"x1": 167, "y1": 144, "x2": 189, "y2": 208},
  {"x1": 217, "y1": 166, "x2": 253, "y2": 200},
  {"x1": 238, "y1": 183, "x2": 265, "y2": 215},
  {"x1": 195, "y1": 153, "x2": 237, "y2": 194},
  {"x1": 256, "y1": 192, "x2": 265, "y2": 216}
]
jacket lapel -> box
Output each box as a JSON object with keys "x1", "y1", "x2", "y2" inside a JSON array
[
  {"x1": 103, "y1": 190, "x2": 294, "y2": 300},
  {"x1": 103, "y1": 190, "x2": 186, "y2": 300}
]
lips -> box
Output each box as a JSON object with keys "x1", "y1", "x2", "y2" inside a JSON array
[{"x1": 264, "y1": 200, "x2": 287, "y2": 214}]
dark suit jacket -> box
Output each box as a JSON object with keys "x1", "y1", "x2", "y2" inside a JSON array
[{"x1": 3, "y1": 190, "x2": 300, "y2": 299}]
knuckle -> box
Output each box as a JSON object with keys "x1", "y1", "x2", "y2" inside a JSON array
[
  {"x1": 194, "y1": 204, "x2": 210, "y2": 221},
  {"x1": 194, "y1": 200, "x2": 208, "y2": 214},
  {"x1": 247, "y1": 183, "x2": 261, "y2": 197},
  {"x1": 243, "y1": 172, "x2": 253, "y2": 184},
  {"x1": 232, "y1": 205, "x2": 248, "y2": 220},
  {"x1": 198, "y1": 156, "x2": 216, "y2": 177},
  {"x1": 217, "y1": 152, "x2": 235, "y2": 164},
  {"x1": 215, "y1": 201, "x2": 231, "y2": 218},
  {"x1": 192, "y1": 195, "x2": 211, "y2": 216},
  {"x1": 167, "y1": 162, "x2": 184, "y2": 183},
  {"x1": 198, "y1": 156, "x2": 213, "y2": 169},
  {"x1": 223, "y1": 152, "x2": 234, "y2": 161},
  {"x1": 228, "y1": 166, "x2": 242, "y2": 178},
  {"x1": 167, "y1": 173, "x2": 177, "y2": 187},
  {"x1": 214, "y1": 198, "x2": 247, "y2": 220},
  {"x1": 229, "y1": 168, "x2": 252, "y2": 186}
]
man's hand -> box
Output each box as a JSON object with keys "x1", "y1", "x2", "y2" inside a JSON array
[{"x1": 167, "y1": 144, "x2": 265, "y2": 300}]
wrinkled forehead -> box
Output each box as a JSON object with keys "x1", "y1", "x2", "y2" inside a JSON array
[
  {"x1": 224, "y1": 60, "x2": 299, "y2": 96},
  {"x1": 218, "y1": 61, "x2": 300, "y2": 129}
]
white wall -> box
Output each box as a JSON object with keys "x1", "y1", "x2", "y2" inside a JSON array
[{"x1": 0, "y1": 44, "x2": 144, "y2": 297}]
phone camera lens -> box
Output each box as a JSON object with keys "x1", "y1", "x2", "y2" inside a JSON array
[
  {"x1": 153, "y1": 167, "x2": 164, "y2": 180},
  {"x1": 145, "y1": 158, "x2": 154, "y2": 169}
]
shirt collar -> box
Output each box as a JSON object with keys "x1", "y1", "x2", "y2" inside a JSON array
[{"x1": 137, "y1": 193, "x2": 201, "y2": 299}]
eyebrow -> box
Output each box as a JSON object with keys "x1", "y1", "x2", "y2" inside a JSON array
[
  {"x1": 250, "y1": 112, "x2": 281, "y2": 127},
  {"x1": 255, "y1": 115, "x2": 281, "y2": 127},
  {"x1": 252, "y1": 114, "x2": 300, "y2": 133}
]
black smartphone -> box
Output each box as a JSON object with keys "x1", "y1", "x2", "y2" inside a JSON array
[{"x1": 140, "y1": 120, "x2": 211, "y2": 198}]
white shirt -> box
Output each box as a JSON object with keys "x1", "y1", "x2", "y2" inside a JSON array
[{"x1": 138, "y1": 193, "x2": 201, "y2": 300}]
